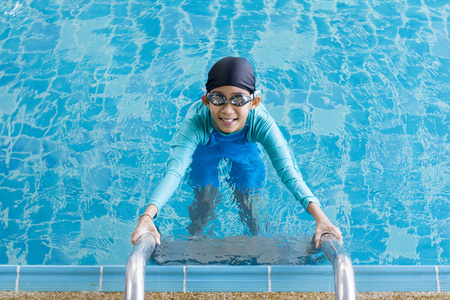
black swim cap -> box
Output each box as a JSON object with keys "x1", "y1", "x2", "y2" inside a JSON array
[{"x1": 205, "y1": 57, "x2": 255, "y2": 94}]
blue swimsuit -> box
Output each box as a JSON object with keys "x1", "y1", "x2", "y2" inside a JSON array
[
  {"x1": 189, "y1": 125, "x2": 265, "y2": 189},
  {"x1": 148, "y1": 100, "x2": 320, "y2": 214}
]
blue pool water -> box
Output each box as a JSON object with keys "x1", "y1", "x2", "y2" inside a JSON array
[{"x1": 0, "y1": 0, "x2": 448, "y2": 267}]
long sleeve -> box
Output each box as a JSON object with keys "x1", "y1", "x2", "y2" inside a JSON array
[
  {"x1": 247, "y1": 104, "x2": 320, "y2": 211},
  {"x1": 147, "y1": 100, "x2": 212, "y2": 213}
]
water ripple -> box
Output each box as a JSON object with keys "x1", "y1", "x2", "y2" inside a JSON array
[{"x1": 0, "y1": 0, "x2": 448, "y2": 265}]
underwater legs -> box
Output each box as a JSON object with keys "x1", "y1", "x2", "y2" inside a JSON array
[{"x1": 187, "y1": 185, "x2": 218, "y2": 236}]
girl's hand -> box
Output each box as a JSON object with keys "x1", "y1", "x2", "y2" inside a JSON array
[
  {"x1": 131, "y1": 205, "x2": 161, "y2": 245},
  {"x1": 131, "y1": 215, "x2": 161, "y2": 245},
  {"x1": 307, "y1": 202, "x2": 343, "y2": 248},
  {"x1": 314, "y1": 219, "x2": 343, "y2": 249}
]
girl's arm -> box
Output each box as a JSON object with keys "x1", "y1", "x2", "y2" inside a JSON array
[
  {"x1": 251, "y1": 105, "x2": 343, "y2": 247},
  {"x1": 131, "y1": 100, "x2": 210, "y2": 245},
  {"x1": 307, "y1": 202, "x2": 343, "y2": 248}
]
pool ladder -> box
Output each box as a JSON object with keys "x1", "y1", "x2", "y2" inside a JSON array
[
  {"x1": 124, "y1": 233, "x2": 356, "y2": 300},
  {"x1": 124, "y1": 233, "x2": 157, "y2": 300},
  {"x1": 320, "y1": 233, "x2": 356, "y2": 300}
]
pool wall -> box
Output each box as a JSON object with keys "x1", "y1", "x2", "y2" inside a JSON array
[{"x1": 1, "y1": 265, "x2": 448, "y2": 293}]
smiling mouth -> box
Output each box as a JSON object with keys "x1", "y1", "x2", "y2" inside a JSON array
[{"x1": 220, "y1": 117, "x2": 237, "y2": 124}]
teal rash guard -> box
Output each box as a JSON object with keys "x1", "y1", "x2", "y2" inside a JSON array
[{"x1": 147, "y1": 100, "x2": 320, "y2": 215}]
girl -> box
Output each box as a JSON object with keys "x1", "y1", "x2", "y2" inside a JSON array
[{"x1": 132, "y1": 57, "x2": 342, "y2": 249}]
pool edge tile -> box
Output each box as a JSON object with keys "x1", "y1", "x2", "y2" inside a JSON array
[
  {"x1": 355, "y1": 265, "x2": 438, "y2": 292},
  {"x1": 439, "y1": 265, "x2": 450, "y2": 292},
  {"x1": 271, "y1": 265, "x2": 334, "y2": 292},
  {"x1": 19, "y1": 265, "x2": 101, "y2": 292},
  {"x1": 1, "y1": 264, "x2": 448, "y2": 292},
  {"x1": 102, "y1": 265, "x2": 125, "y2": 292},
  {"x1": 145, "y1": 265, "x2": 184, "y2": 292},
  {"x1": 0, "y1": 265, "x2": 18, "y2": 291},
  {"x1": 186, "y1": 265, "x2": 269, "y2": 292}
]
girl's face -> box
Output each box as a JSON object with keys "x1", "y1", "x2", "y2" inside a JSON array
[{"x1": 202, "y1": 86, "x2": 260, "y2": 134}]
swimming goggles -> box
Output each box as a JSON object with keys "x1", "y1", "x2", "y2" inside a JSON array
[{"x1": 206, "y1": 93, "x2": 255, "y2": 106}]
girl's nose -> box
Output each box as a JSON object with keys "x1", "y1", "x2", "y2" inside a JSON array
[{"x1": 221, "y1": 103, "x2": 235, "y2": 113}]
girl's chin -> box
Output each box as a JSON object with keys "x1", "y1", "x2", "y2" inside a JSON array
[{"x1": 216, "y1": 124, "x2": 240, "y2": 133}]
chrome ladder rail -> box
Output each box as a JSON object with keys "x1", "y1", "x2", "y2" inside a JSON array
[
  {"x1": 124, "y1": 232, "x2": 354, "y2": 299},
  {"x1": 124, "y1": 233, "x2": 157, "y2": 300},
  {"x1": 320, "y1": 233, "x2": 356, "y2": 300}
]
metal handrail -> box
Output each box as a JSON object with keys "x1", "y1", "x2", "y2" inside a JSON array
[
  {"x1": 320, "y1": 233, "x2": 356, "y2": 300},
  {"x1": 124, "y1": 232, "x2": 354, "y2": 299},
  {"x1": 124, "y1": 233, "x2": 157, "y2": 300}
]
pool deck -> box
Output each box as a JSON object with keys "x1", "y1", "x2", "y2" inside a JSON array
[{"x1": 0, "y1": 292, "x2": 449, "y2": 299}]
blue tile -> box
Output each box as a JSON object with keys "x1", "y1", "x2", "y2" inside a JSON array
[
  {"x1": 102, "y1": 266, "x2": 125, "y2": 292},
  {"x1": 103, "y1": 265, "x2": 184, "y2": 292},
  {"x1": 187, "y1": 266, "x2": 268, "y2": 292},
  {"x1": 440, "y1": 265, "x2": 450, "y2": 292},
  {"x1": 0, "y1": 265, "x2": 18, "y2": 291},
  {"x1": 271, "y1": 266, "x2": 334, "y2": 292},
  {"x1": 355, "y1": 265, "x2": 438, "y2": 292},
  {"x1": 9, "y1": 264, "x2": 448, "y2": 293},
  {"x1": 19, "y1": 266, "x2": 101, "y2": 291},
  {"x1": 145, "y1": 266, "x2": 184, "y2": 292}
]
